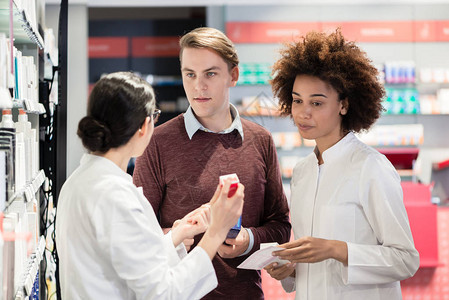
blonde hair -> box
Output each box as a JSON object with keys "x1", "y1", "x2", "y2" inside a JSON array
[{"x1": 179, "y1": 27, "x2": 239, "y2": 70}]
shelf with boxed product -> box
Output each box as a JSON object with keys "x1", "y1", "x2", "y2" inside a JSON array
[
  {"x1": 1, "y1": 36, "x2": 42, "y2": 110},
  {"x1": 5, "y1": 169, "x2": 45, "y2": 211},
  {"x1": 381, "y1": 62, "x2": 449, "y2": 85},
  {"x1": 383, "y1": 87, "x2": 420, "y2": 115},
  {"x1": 237, "y1": 62, "x2": 272, "y2": 86},
  {"x1": 1, "y1": 1, "x2": 54, "y2": 298},
  {"x1": 14, "y1": 235, "x2": 45, "y2": 299},
  {"x1": 419, "y1": 68, "x2": 449, "y2": 85},
  {"x1": 419, "y1": 89, "x2": 449, "y2": 115},
  {"x1": 357, "y1": 124, "x2": 424, "y2": 147},
  {"x1": 12, "y1": 99, "x2": 46, "y2": 114},
  {"x1": 1, "y1": 214, "x2": 45, "y2": 299},
  {"x1": 1, "y1": 172, "x2": 46, "y2": 299},
  {"x1": 380, "y1": 62, "x2": 449, "y2": 115},
  {"x1": 0, "y1": 0, "x2": 43, "y2": 49},
  {"x1": 382, "y1": 61, "x2": 416, "y2": 85},
  {"x1": 1, "y1": 107, "x2": 42, "y2": 209},
  {"x1": 382, "y1": 86, "x2": 449, "y2": 115}
]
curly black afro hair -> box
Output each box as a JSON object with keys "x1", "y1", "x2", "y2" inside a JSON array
[{"x1": 271, "y1": 29, "x2": 385, "y2": 133}]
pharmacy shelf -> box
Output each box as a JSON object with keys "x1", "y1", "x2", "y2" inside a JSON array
[
  {"x1": 0, "y1": 0, "x2": 44, "y2": 49},
  {"x1": 5, "y1": 169, "x2": 46, "y2": 212},
  {"x1": 0, "y1": 87, "x2": 13, "y2": 109},
  {"x1": 1, "y1": 1, "x2": 51, "y2": 299},
  {"x1": 12, "y1": 99, "x2": 46, "y2": 114},
  {"x1": 15, "y1": 235, "x2": 45, "y2": 299}
]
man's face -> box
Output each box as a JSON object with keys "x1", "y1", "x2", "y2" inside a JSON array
[{"x1": 180, "y1": 47, "x2": 238, "y2": 124}]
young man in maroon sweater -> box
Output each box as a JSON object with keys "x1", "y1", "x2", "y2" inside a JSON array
[{"x1": 133, "y1": 27, "x2": 291, "y2": 299}]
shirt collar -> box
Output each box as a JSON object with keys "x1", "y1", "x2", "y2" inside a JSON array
[
  {"x1": 183, "y1": 103, "x2": 244, "y2": 141},
  {"x1": 81, "y1": 153, "x2": 133, "y2": 182},
  {"x1": 317, "y1": 131, "x2": 356, "y2": 164}
]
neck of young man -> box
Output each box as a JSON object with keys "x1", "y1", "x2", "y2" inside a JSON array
[{"x1": 196, "y1": 107, "x2": 233, "y2": 133}]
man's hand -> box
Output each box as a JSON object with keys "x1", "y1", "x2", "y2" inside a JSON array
[
  {"x1": 217, "y1": 227, "x2": 250, "y2": 258},
  {"x1": 170, "y1": 204, "x2": 211, "y2": 248},
  {"x1": 264, "y1": 262, "x2": 296, "y2": 281}
]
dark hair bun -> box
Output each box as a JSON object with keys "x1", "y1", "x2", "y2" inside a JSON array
[
  {"x1": 77, "y1": 116, "x2": 113, "y2": 152},
  {"x1": 79, "y1": 72, "x2": 155, "y2": 153}
]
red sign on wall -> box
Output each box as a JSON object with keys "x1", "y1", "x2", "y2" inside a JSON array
[
  {"x1": 89, "y1": 37, "x2": 129, "y2": 58},
  {"x1": 132, "y1": 37, "x2": 180, "y2": 57},
  {"x1": 327, "y1": 21, "x2": 414, "y2": 43},
  {"x1": 227, "y1": 20, "x2": 449, "y2": 44},
  {"x1": 226, "y1": 22, "x2": 320, "y2": 44},
  {"x1": 414, "y1": 21, "x2": 437, "y2": 42},
  {"x1": 436, "y1": 20, "x2": 449, "y2": 41}
]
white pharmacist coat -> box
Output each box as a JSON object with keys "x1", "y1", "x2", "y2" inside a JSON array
[
  {"x1": 282, "y1": 132, "x2": 419, "y2": 300},
  {"x1": 56, "y1": 154, "x2": 217, "y2": 300}
]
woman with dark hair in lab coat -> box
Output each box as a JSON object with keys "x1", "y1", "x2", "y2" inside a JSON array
[{"x1": 55, "y1": 71, "x2": 244, "y2": 299}]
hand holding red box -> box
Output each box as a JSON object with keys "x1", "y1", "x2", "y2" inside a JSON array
[
  {"x1": 219, "y1": 174, "x2": 242, "y2": 239},
  {"x1": 220, "y1": 173, "x2": 239, "y2": 197}
]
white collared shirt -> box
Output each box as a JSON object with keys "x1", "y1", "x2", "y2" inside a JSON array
[
  {"x1": 56, "y1": 154, "x2": 217, "y2": 300},
  {"x1": 184, "y1": 103, "x2": 244, "y2": 141},
  {"x1": 283, "y1": 132, "x2": 419, "y2": 300}
]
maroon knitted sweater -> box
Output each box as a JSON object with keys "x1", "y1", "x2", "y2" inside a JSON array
[{"x1": 133, "y1": 114, "x2": 291, "y2": 299}]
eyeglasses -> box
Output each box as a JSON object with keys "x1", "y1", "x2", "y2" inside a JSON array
[{"x1": 151, "y1": 109, "x2": 161, "y2": 124}]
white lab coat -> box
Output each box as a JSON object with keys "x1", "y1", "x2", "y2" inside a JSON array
[
  {"x1": 282, "y1": 132, "x2": 419, "y2": 300},
  {"x1": 55, "y1": 154, "x2": 217, "y2": 300}
]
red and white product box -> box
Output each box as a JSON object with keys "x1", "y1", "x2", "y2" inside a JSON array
[{"x1": 219, "y1": 174, "x2": 241, "y2": 239}]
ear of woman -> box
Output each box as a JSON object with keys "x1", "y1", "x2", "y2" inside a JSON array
[
  {"x1": 139, "y1": 116, "x2": 152, "y2": 136},
  {"x1": 340, "y1": 99, "x2": 349, "y2": 116}
]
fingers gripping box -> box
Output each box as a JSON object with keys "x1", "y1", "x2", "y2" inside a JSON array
[{"x1": 219, "y1": 173, "x2": 241, "y2": 239}]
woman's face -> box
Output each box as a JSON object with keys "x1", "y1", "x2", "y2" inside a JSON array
[{"x1": 291, "y1": 74, "x2": 347, "y2": 153}]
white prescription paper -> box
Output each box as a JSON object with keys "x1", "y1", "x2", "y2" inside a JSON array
[{"x1": 237, "y1": 242, "x2": 288, "y2": 270}]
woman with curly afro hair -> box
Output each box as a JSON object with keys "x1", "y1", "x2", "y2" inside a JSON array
[{"x1": 264, "y1": 29, "x2": 419, "y2": 300}]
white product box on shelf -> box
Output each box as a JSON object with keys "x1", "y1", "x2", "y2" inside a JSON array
[
  {"x1": 357, "y1": 124, "x2": 424, "y2": 146},
  {"x1": 437, "y1": 89, "x2": 449, "y2": 114}
]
